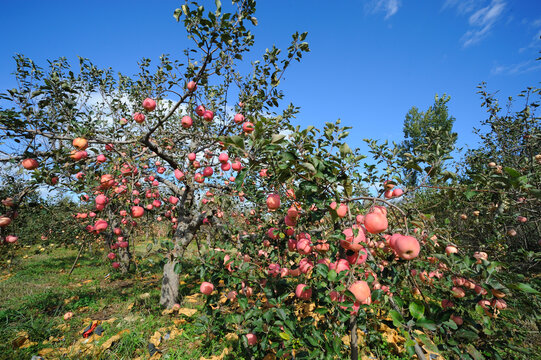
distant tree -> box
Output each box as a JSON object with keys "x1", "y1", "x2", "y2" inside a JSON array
[{"x1": 398, "y1": 94, "x2": 458, "y2": 188}]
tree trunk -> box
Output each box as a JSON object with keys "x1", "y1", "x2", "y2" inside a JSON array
[
  {"x1": 159, "y1": 209, "x2": 208, "y2": 308},
  {"x1": 160, "y1": 254, "x2": 180, "y2": 308},
  {"x1": 349, "y1": 316, "x2": 358, "y2": 360},
  {"x1": 118, "y1": 245, "x2": 132, "y2": 274}
]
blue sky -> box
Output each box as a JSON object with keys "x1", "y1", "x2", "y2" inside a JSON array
[{"x1": 1, "y1": 0, "x2": 540, "y2": 157}]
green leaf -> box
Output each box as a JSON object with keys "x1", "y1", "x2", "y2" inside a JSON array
[
  {"x1": 510, "y1": 283, "x2": 541, "y2": 295},
  {"x1": 327, "y1": 269, "x2": 337, "y2": 282},
  {"x1": 464, "y1": 190, "x2": 477, "y2": 200},
  {"x1": 229, "y1": 135, "x2": 245, "y2": 149},
  {"x1": 503, "y1": 167, "x2": 520, "y2": 178},
  {"x1": 409, "y1": 301, "x2": 425, "y2": 320},
  {"x1": 271, "y1": 134, "x2": 286, "y2": 143},
  {"x1": 416, "y1": 333, "x2": 439, "y2": 353},
  {"x1": 279, "y1": 332, "x2": 290, "y2": 341},
  {"x1": 456, "y1": 329, "x2": 479, "y2": 341},
  {"x1": 301, "y1": 162, "x2": 316, "y2": 174},
  {"x1": 416, "y1": 318, "x2": 436, "y2": 331},
  {"x1": 389, "y1": 309, "x2": 404, "y2": 327},
  {"x1": 173, "y1": 8, "x2": 183, "y2": 21},
  {"x1": 339, "y1": 143, "x2": 352, "y2": 156},
  {"x1": 467, "y1": 344, "x2": 486, "y2": 360}
]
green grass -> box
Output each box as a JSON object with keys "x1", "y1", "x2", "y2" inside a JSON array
[{"x1": 0, "y1": 244, "x2": 240, "y2": 360}]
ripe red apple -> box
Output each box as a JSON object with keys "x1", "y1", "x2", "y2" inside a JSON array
[
  {"x1": 181, "y1": 115, "x2": 193, "y2": 128},
  {"x1": 93, "y1": 219, "x2": 108, "y2": 232},
  {"x1": 72, "y1": 137, "x2": 88, "y2": 150},
  {"x1": 349, "y1": 280, "x2": 371, "y2": 305},
  {"x1": 295, "y1": 284, "x2": 312, "y2": 300},
  {"x1": 200, "y1": 281, "x2": 214, "y2": 295},
  {"x1": 195, "y1": 105, "x2": 205, "y2": 116},
  {"x1": 100, "y1": 174, "x2": 115, "y2": 188},
  {"x1": 451, "y1": 287, "x2": 465, "y2": 298},
  {"x1": 445, "y1": 245, "x2": 458, "y2": 255},
  {"x1": 21, "y1": 158, "x2": 39, "y2": 170},
  {"x1": 234, "y1": 113, "x2": 244, "y2": 124},
  {"x1": 242, "y1": 121, "x2": 254, "y2": 133},
  {"x1": 232, "y1": 161, "x2": 242, "y2": 171},
  {"x1": 245, "y1": 333, "x2": 257, "y2": 346},
  {"x1": 336, "y1": 203, "x2": 348, "y2": 218},
  {"x1": 188, "y1": 153, "x2": 196, "y2": 161},
  {"x1": 107, "y1": 252, "x2": 116, "y2": 260},
  {"x1": 112, "y1": 262, "x2": 120, "y2": 269},
  {"x1": 133, "y1": 112, "x2": 145, "y2": 123},
  {"x1": 507, "y1": 229, "x2": 517, "y2": 237},
  {"x1": 392, "y1": 188, "x2": 404, "y2": 197},
  {"x1": 266, "y1": 194, "x2": 280, "y2": 211},
  {"x1": 142, "y1": 98, "x2": 156, "y2": 111},
  {"x1": 221, "y1": 162, "x2": 231, "y2": 171},
  {"x1": 187, "y1": 81, "x2": 197, "y2": 92},
  {"x1": 0, "y1": 217, "x2": 12, "y2": 227},
  {"x1": 218, "y1": 153, "x2": 229, "y2": 163},
  {"x1": 296, "y1": 238, "x2": 312, "y2": 255},
  {"x1": 174, "y1": 169, "x2": 185, "y2": 180},
  {"x1": 203, "y1": 167, "x2": 213, "y2": 177},
  {"x1": 364, "y1": 212, "x2": 388, "y2": 234},
  {"x1": 450, "y1": 314, "x2": 463, "y2": 326},
  {"x1": 5, "y1": 235, "x2": 18, "y2": 243},
  {"x1": 131, "y1": 206, "x2": 144, "y2": 218},
  {"x1": 394, "y1": 235, "x2": 420, "y2": 260},
  {"x1": 203, "y1": 110, "x2": 214, "y2": 121},
  {"x1": 341, "y1": 227, "x2": 366, "y2": 251}
]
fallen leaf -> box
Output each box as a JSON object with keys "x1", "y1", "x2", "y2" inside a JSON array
[
  {"x1": 173, "y1": 319, "x2": 186, "y2": 326},
  {"x1": 101, "y1": 329, "x2": 130, "y2": 350},
  {"x1": 199, "y1": 347, "x2": 230, "y2": 360},
  {"x1": 149, "y1": 331, "x2": 162, "y2": 347},
  {"x1": 224, "y1": 333, "x2": 238, "y2": 342},
  {"x1": 139, "y1": 292, "x2": 151, "y2": 300},
  {"x1": 39, "y1": 348, "x2": 56, "y2": 356},
  {"x1": 161, "y1": 309, "x2": 174, "y2": 316},
  {"x1": 178, "y1": 308, "x2": 198, "y2": 317},
  {"x1": 184, "y1": 294, "x2": 201, "y2": 304}
]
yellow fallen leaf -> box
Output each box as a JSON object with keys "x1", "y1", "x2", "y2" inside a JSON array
[
  {"x1": 162, "y1": 308, "x2": 174, "y2": 316},
  {"x1": 168, "y1": 328, "x2": 183, "y2": 341},
  {"x1": 263, "y1": 354, "x2": 276, "y2": 360},
  {"x1": 149, "y1": 331, "x2": 162, "y2": 347},
  {"x1": 38, "y1": 348, "x2": 56, "y2": 356},
  {"x1": 101, "y1": 329, "x2": 130, "y2": 350},
  {"x1": 178, "y1": 308, "x2": 198, "y2": 317},
  {"x1": 12, "y1": 331, "x2": 29, "y2": 348},
  {"x1": 127, "y1": 302, "x2": 135, "y2": 310},
  {"x1": 199, "y1": 347, "x2": 230, "y2": 360},
  {"x1": 150, "y1": 353, "x2": 162, "y2": 360},
  {"x1": 173, "y1": 319, "x2": 186, "y2": 326},
  {"x1": 184, "y1": 294, "x2": 201, "y2": 304},
  {"x1": 224, "y1": 333, "x2": 239, "y2": 342}
]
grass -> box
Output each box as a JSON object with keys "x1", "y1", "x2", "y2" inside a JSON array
[{"x1": 0, "y1": 243, "x2": 240, "y2": 360}]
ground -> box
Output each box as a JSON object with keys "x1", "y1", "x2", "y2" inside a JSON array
[{"x1": 0, "y1": 243, "x2": 236, "y2": 360}]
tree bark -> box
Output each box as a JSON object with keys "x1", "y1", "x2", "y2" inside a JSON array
[
  {"x1": 159, "y1": 254, "x2": 180, "y2": 308},
  {"x1": 349, "y1": 317, "x2": 358, "y2": 360},
  {"x1": 118, "y1": 245, "x2": 132, "y2": 274}
]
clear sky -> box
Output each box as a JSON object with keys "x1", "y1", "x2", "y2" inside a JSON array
[{"x1": 1, "y1": 0, "x2": 540, "y2": 156}]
